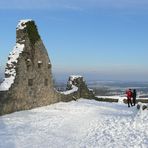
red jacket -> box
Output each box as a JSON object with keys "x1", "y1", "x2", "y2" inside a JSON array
[{"x1": 126, "y1": 90, "x2": 132, "y2": 98}]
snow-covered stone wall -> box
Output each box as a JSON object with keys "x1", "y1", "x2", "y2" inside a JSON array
[
  {"x1": 0, "y1": 43, "x2": 24, "y2": 91},
  {"x1": 0, "y1": 20, "x2": 94, "y2": 115},
  {"x1": 60, "y1": 75, "x2": 94, "y2": 101}
]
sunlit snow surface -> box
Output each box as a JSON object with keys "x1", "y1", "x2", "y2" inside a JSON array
[
  {"x1": 60, "y1": 75, "x2": 82, "y2": 95},
  {"x1": 0, "y1": 43, "x2": 24, "y2": 91},
  {"x1": 0, "y1": 99, "x2": 148, "y2": 148},
  {"x1": 0, "y1": 19, "x2": 32, "y2": 91},
  {"x1": 16, "y1": 19, "x2": 32, "y2": 30}
]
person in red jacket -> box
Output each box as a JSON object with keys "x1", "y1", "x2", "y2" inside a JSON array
[{"x1": 126, "y1": 89, "x2": 133, "y2": 107}]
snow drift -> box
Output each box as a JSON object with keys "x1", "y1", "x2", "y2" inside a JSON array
[{"x1": 0, "y1": 99, "x2": 147, "y2": 148}]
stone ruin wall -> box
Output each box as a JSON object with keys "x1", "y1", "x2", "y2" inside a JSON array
[{"x1": 0, "y1": 20, "x2": 94, "y2": 115}]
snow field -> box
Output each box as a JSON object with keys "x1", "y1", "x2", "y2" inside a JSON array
[{"x1": 0, "y1": 99, "x2": 148, "y2": 148}]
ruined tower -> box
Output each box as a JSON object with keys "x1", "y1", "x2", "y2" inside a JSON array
[{"x1": 0, "y1": 20, "x2": 94, "y2": 115}]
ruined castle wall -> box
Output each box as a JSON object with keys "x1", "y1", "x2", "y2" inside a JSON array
[{"x1": 0, "y1": 20, "x2": 94, "y2": 115}]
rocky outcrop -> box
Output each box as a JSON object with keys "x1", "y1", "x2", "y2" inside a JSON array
[
  {"x1": 0, "y1": 20, "x2": 94, "y2": 115},
  {"x1": 137, "y1": 103, "x2": 148, "y2": 110}
]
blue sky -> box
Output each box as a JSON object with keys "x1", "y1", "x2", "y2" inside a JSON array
[{"x1": 0, "y1": 0, "x2": 148, "y2": 81}]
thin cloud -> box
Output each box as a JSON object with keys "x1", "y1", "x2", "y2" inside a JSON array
[
  {"x1": 97, "y1": 0, "x2": 148, "y2": 9},
  {"x1": 0, "y1": 0, "x2": 148, "y2": 10},
  {"x1": 0, "y1": 0, "x2": 82, "y2": 10}
]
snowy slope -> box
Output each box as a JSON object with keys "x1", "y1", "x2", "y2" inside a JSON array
[{"x1": 0, "y1": 99, "x2": 148, "y2": 148}]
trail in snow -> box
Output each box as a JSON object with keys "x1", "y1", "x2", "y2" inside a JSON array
[{"x1": 0, "y1": 99, "x2": 148, "y2": 148}]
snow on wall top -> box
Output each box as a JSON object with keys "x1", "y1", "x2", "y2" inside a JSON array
[
  {"x1": 0, "y1": 19, "x2": 29, "y2": 91},
  {"x1": 0, "y1": 43, "x2": 25, "y2": 91},
  {"x1": 60, "y1": 85, "x2": 78, "y2": 95},
  {"x1": 16, "y1": 19, "x2": 32, "y2": 30},
  {"x1": 69, "y1": 75, "x2": 83, "y2": 81},
  {"x1": 60, "y1": 75, "x2": 82, "y2": 95}
]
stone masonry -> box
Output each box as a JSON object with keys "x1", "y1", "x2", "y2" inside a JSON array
[{"x1": 0, "y1": 20, "x2": 94, "y2": 115}]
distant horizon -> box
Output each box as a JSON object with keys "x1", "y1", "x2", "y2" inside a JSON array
[
  {"x1": 0, "y1": 65, "x2": 148, "y2": 82},
  {"x1": 1, "y1": 70, "x2": 148, "y2": 83}
]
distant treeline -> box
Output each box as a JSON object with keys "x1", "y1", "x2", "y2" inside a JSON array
[
  {"x1": 54, "y1": 81, "x2": 111, "y2": 96},
  {"x1": 92, "y1": 87, "x2": 110, "y2": 96},
  {"x1": 51, "y1": 79, "x2": 148, "y2": 96}
]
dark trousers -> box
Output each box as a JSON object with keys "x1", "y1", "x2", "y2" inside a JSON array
[
  {"x1": 127, "y1": 97, "x2": 133, "y2": 107},
  {"x1": 133, "y1": 97, "x2": 136, "y2": 106}
]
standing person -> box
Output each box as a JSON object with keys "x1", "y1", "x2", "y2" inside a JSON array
[
  {"x1": 132, "y1": 89, "x2": 137, "y2": 106},
  {"x1": 126, "y1": 89, "x2": 133, "y2": 107}
]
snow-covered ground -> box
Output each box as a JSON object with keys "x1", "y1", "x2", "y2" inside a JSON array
[{"x1": 0, "y1": 99, "x2": 148, "y2": 148}]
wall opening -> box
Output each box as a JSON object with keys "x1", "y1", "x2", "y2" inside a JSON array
[
  {"x1": 38, "y1": 61, "x2": 42, "y2": 68},
  {"x1": 28, "y1": 79, "x2": 33, "y2": 86},
  {"x1": 44, "y1": 79, "x2": 48, "y2": 86},
  {"x1": 48, "y1": 63, "x2": 51, "y2": 69},
  {"x1": 26, "y1": 59, "x2": 31, "y2": 70}
]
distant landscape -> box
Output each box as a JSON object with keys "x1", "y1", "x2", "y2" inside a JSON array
[{"x1": 54, "y1": 79, "x2": 148, "y2": 97}]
